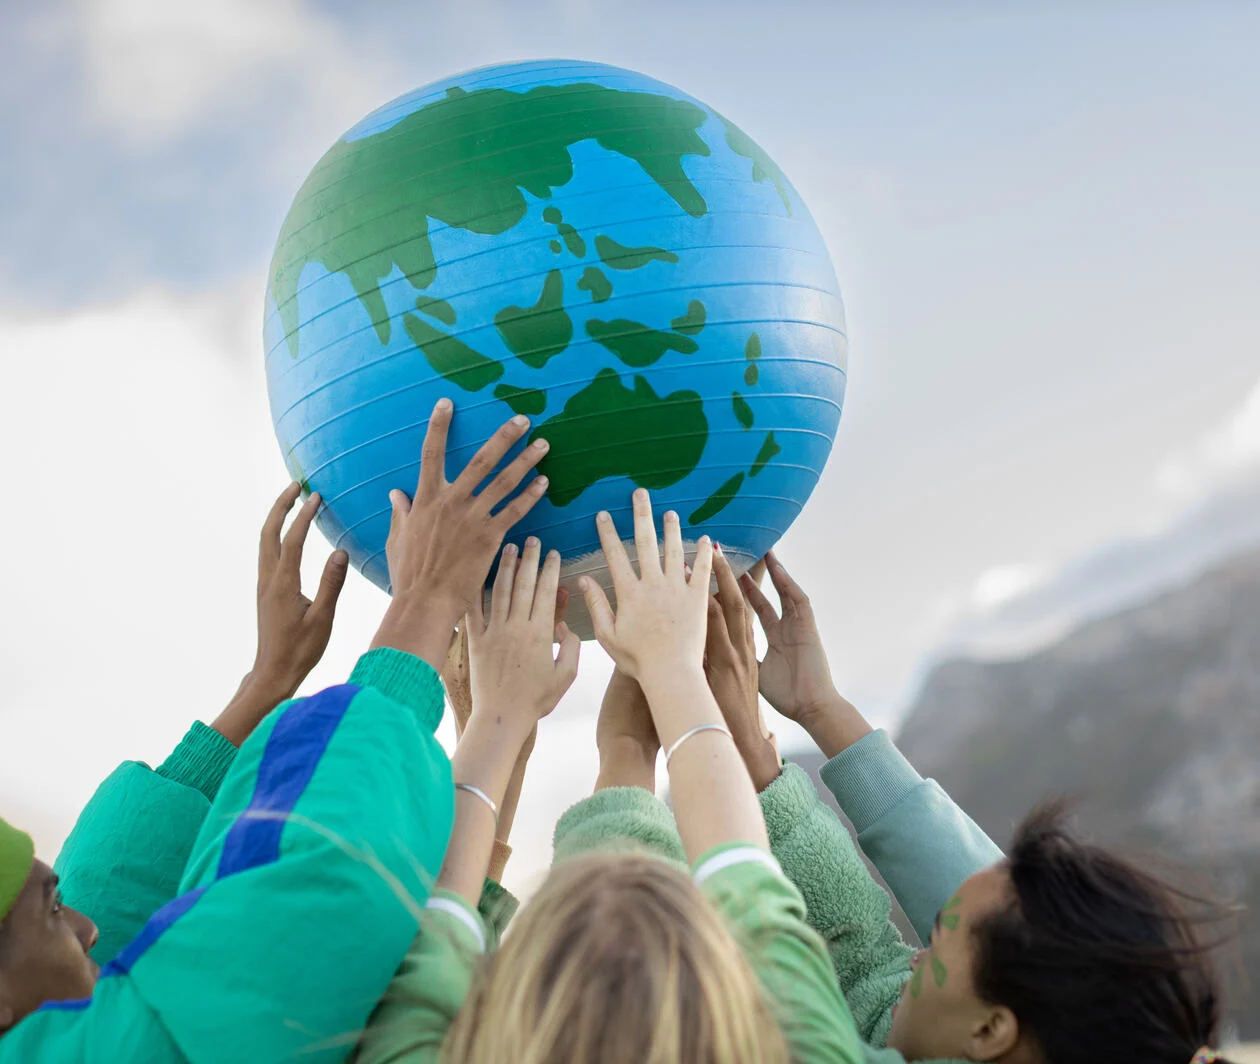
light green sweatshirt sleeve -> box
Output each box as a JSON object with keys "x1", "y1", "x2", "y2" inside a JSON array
[
  {"x1": 819, "y1": 730, "x2": 1003, "y2": 947},
  {"x1": 695, "y1": 845, "x2": 865, "y2": 1064},
  {"x1": 353, "y1": 891, "x2": 485, "y2": 1064},
  {"x1": 760, "y1": 763, "x2": 916, "y2": 1044},
  {"x1": 53, "y1": 721, "x2": 238, "y2": 965}
]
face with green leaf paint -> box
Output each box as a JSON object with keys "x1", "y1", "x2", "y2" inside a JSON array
[{"x1": 886, "y1": 864, "x2": 1025, "y2": 1062}]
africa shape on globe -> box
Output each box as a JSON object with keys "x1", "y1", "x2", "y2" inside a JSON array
[{"x1": 264, "y1": 60, "x2": 847, "y2": 632}]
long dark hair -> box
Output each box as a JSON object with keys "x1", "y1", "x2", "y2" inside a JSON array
[{"x1": 971, "y1": 800, "x2": 1241, "y2": 1064}]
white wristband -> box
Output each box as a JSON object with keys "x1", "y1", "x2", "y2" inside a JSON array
[{"x1": 664, "y1": 723, "x2": 733, "y2": 766}]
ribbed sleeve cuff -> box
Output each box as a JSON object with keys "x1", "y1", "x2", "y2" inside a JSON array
[
  {"x1": 349, "y1": 647, "x2": 445, "y2": 732},
  {"x1": 818, "y1": 729, "x2": 924, "y2": 836},
  {"x1": 759, "y1": 762, "x2": 822, "y2": 849},
  {"x1": 156, "y1": 721, "x2": 238, "y2": 803}
]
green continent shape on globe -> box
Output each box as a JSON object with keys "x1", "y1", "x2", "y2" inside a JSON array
[
  {"x1": 718, "y1": 115, "x2": 793, "y2": 215},
  {"x1": 494, "y1": 269, "x2": 572, "y2": 369},
  {"x1": 587, "y1": 317, "x2": 699, "y2": 368},
  {"x1": 531, "y1": 369, "x2": 708, "y2": 508},
  {"x1": 271, "y1": 82, "x2": 712, "y2": 358}
]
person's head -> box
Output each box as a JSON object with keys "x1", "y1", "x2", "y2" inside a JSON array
[
  {"x1": 886, "y1": 800, "x2": 1235, "y2": 1064},
  {"x1": 0, "y1": 817, "x2": 99, "y2": 1033},
  {"x1": 442, "y1": 850, "x2": 790, "y2": 1064}
]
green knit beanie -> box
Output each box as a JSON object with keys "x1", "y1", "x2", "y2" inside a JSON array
[{"x1": 0, "y1": 816, "x2": 35, "y2": 924}]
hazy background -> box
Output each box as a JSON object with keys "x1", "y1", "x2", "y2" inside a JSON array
[{"x1": 1, "y1": 0, "x2": 1258, "y2": 897}]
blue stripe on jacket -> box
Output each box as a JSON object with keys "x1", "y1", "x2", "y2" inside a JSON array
[{"x1": 41, "y1": 684, "x2": 361, "y2": 1011}]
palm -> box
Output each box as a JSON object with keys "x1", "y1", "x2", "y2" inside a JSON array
[{"x1": 758, "y1": 609, "x2": 834, "y2": 722}]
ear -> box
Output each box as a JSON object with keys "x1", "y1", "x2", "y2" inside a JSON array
[{"x1": 969, "y1": 1004, "x2": 1020, "y2": 1061}]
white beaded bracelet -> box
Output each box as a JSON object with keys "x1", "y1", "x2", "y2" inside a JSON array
[
  {"x1": 664, "y1": 723, "x2": 733, "y2": 766},
  {"x1": 454, "y1": 783, "x2": 499, "y2": 823}
]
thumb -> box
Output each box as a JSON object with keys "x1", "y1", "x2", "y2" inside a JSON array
[{"x1": 554, "y1": 621, "x2": 581, "y2": 684}]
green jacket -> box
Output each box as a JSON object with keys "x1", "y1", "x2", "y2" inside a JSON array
[
  {"x1": 1, "y1": 648, "x2": 454, "y2": 1064},
  {"x1": 553, "y1": 730, "x2": 1000, "y2": 1064},
  {"x1": 54, "y1": 720, "x2": 239, "y2": 966},
  {"x1": 355, "y1": 842, "x2": 866, "y2": 1064}
]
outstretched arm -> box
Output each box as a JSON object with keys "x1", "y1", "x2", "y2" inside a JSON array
[
  {"x1": 743, "y1": 553, "x2": 1002, "y2": 945},
  {"x1": 55, "y1": 482, "x2": 349, "y2": 965}
]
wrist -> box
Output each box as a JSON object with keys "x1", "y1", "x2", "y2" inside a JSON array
[
  {"x1": 371, "y1": 597, "x2": 461, "y2": 671},
  {"x1": 239, "y1": 667, "x2": 297, "y2": 707},
  {"x1": 739, "y1": 736, "x2": 782, "y2": 792},
  {"x1": 798, "y1": 692, "x2": 872, "y2": 759}
]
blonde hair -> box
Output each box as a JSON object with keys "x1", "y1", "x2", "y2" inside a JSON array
[{"x1": 442, "y1": 851, "x2": 790, "y2": 1064}]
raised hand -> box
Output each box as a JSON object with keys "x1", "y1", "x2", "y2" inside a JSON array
[
  {"x1": 740, "y1": 551, "x2": 842, "y2": 726},
  {"x1": 580, "y1": 488, "x2": 713, "y2": 685},
  {"x1": 706, "y1": 547, "x2": 780, "y2": 791},
  {"x1": 467, "y1": 539, "x2": 580, "y2": 733},
  {"x1": 213, "y1": 483, "x2": 348, "y2": 746},
  {"x1": 372, "y1": 400, "x2": 550, "y2": 669},
  {"x1": 741, "y1": 551, "x2": 871, "y2": 758},
  {"x1": 438, "y1": 540, "x2": 580, "y2": 903}
]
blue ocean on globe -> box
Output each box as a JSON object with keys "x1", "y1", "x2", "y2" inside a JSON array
[{"x1": 264, "y1": 59, "x2": 847, "y2": 635}]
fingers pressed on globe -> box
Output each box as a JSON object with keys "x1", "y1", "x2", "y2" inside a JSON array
[
  {"x1": 490, "y1": 544, "x2": 518, "y2": 624},
  {"x1": 689, "y1": 535, "x2": 714, "y2": 591},
  {"x1": 512, "y1": 538, "x2": 542, "y2": 621},
  {"x1": 453, "y1": 414, "x2": 531, "y2": 498},
  {"x1": 631, "y1": 488, "x2": 660, "y2": 576},
  {"x1": 417, "y1": 398, "x2": 453, "y2": 497},
  {"x1": 260, "y1": 482, "x2": 303, "y2": 580},
  {"x1": 595, "y1": 509, "x2": 635, "y2": 589},
  {"x1": 279, "y1": 492, "x2": 322, "y2": 575},
  {"x1": 479, "y1": 435, "x2": 550, "y2": 513},
  {"x1": 662, "y1": 510, "x2": 685, "y2": 577},
  {"x1": 535, "y1": 550, "x2": 562, "y2": 626},
  {"x1": 491, "y1": 470, "x2": 550, "y2": 534}
]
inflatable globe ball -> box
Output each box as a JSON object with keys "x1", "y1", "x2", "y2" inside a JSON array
[{"x1": 264, "y1": 59, "x2": 847, "y2": 638}]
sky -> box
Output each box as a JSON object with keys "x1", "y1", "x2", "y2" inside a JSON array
[{"x1": 1, "y1": 0, "x2": 1258, "y2": 893}]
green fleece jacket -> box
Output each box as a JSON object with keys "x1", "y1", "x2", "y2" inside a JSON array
[
  {"x1": 1, "y1": 648, "x2": 454, "y2": 1064},
  {"x1": 553, "y1": 730, "x2": 1001, "y2": 1063},
  {"x1": 54, "y1": 720, "x2": 239, "y2": 966},
  {"x1": 355, "y1": 843, "x2": 865, "y2": 1064}
]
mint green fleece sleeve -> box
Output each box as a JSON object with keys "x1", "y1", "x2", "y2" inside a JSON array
[
  {"x1": 760, "y1": 763, "x2": 915, "y2": 1045},
  {"x1": 5, "y1": 649, "x2": 455, "y2": 1064},
  {"x1": 354, "y1": 892, "x2": 485, "y2": 1064},
  {"x1": 551, "y1": 785, "x2": 688, "y2": 866},
  {"x1": 819, "y1": 730, "x2": 1003, "y2": 946},
  {"x1": 53, "y1": 721, "x2": 238, "y2": 965}
]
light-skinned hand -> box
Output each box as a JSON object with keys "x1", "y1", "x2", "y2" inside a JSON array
[
  {"x1": 213, "y1": 482, "x2": 348, "y2": 745},
  {"x1": 372, "y1": 400, "x2": 550, "y2": 669},
  {"x1": 579, "y1": 488, "x2": 713, "y2": 684},
  {"x1": 467, "y1": 538, "x2": 580, "y2": 736},
  {"x1": 706, "y1": 547, "x2": 781, "y2": 791}
]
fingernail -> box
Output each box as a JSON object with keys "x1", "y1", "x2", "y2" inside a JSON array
[
  {"x1": 714, "y1": 542, "x2": 723, "y2": 555},
  {"x1": 700, "y1": 535, "x2": 711, "y2": 546},
  {"x1": 533, "y1": 475, "x2": 549, "y2": 490},
  {"x1": 308, "y1": 492, "x2": 322, "y2": 505},
  {"x1": 436, "y1": 398, "x2": 452, "y2": 412},
  {"x1": 533, "y1": 438, "x2": 549, "y2": 451},
  {"x1": 332, "y1": 551, "x2": 349, "y2": 566},
  {"x1": 664, "y1": 510, "x2": 678, "y2": 523},
  {"x1": 548, "y1": 549, "x2": 560, "y2": 562},
  {"x1": 633, "y1": 488, "x2": 648, "y2": 502},
  {"x1": 526, "y1": 537, "x2": 540, "y2": 549},
  {"x1": 504, "y1": 543, "x2": 518, "y2": 556},
  {"x1": 597, "y1": 510, "x2": 611, "y2": 523},
  {"x1": 512, "y1": 414, "x2": 529, "y2": 428}
]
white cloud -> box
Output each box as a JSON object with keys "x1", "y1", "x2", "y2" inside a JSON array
[
  {"x1": 1155, "y1": 375, "x2": 1260, "y2": 502},
  {"x1": 76, "y1": 0, "x2": 390, "y2": 143}
]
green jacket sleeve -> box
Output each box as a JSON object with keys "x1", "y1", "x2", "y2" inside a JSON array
[
  {"x1": 760, "y1": 764, "x2": 916, "y2": 1045},
  {"x1": 2, "y1": 648, "x2": 454, "y2": 1064},
  {"x1": 552, "y1": 785, "x2": 687, "y2": 866},
  {"x1": 695, "y1": 845, "x2": 865, "y2": 1064},
  {"x1": 819, "y1": 730, "x2": 1003, "y2": 946},
  {"x1": 354, "y1": 891, "x2": 485, "y2": 1064},
  {"x1": 53, "y1": 721, "x2": 238, "y2": 965}
]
